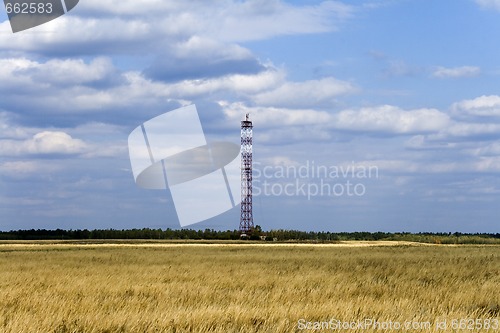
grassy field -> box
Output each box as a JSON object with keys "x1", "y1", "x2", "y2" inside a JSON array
[{"x1": 0, "y1": 242, "x2": 499, "y2": 332}]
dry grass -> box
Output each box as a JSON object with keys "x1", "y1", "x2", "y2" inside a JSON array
[{"x1": 0, "y1": 242, "x2": 499, "y2": 332}]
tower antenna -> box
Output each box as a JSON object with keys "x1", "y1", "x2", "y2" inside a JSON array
[{"x1": 239, "y1": 113, "x2": 254, "y2": 235}]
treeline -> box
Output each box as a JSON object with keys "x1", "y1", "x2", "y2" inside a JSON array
[
  {"x1": 0, "y1": 228, "x2": 499, "y2": 244},
  {"x1": 0, "y1": 228, "x2": 240, "y2": 240}
]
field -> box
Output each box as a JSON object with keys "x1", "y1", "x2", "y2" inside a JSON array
[{"x1": 0, "y1": 241, "x2": 499, "y2": 332}]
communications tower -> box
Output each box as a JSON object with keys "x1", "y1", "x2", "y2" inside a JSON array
[{"x1": 239, "y1": 113, "x2": 254, "y2": 235}]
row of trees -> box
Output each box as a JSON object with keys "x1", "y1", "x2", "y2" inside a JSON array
[{"x1": 0, "y1": 228, "x2": 499, "y2": 243}]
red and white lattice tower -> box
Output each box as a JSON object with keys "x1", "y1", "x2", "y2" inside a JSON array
[{"x1": 239, "y1": 113, "x2": 254, "y2": 234}]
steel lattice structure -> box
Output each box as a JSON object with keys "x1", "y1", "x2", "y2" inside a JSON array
[{"x1": 239, "y1": 113, "x2": 254, "y2": 235}]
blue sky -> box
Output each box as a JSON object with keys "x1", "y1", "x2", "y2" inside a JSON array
[{"x1": 1, "y1": 0, "x2": 500, "y2": 232}]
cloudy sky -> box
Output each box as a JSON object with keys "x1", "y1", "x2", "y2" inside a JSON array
[{"x1": 1, "y1": 0, "x2": 500, "y2": 232}]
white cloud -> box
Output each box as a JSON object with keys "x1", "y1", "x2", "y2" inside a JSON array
[
  {"x1": 0, "y1": 58, "x2": 42, "y2": 90},
  {"x1": 468, "y1": 141, "x2": 500, "y2": 156},
  {"x1": 407, "y1": 96, "x2": 500, "y2": 150},
  {"x1": 402, "y1": 121, "x2": 500, "y2": 151},
  {"x1": 221, "y1": 103, "x2": 452, "y2": 143},
  {"x1": 0, "y1": 57, "x2": 285, "y2": 116},
  {"x1": 258, "y1": 156, "x2": 301, "y2": 168},
  {"x1": 474, "y1": 156, "x2": 500, "y2": 172},
  {"x1": 0, "y1": 16, "x2": 153, "y2": 54},
  {"x1": 143, "y1": 37, "x2": 268, "y2": 81},
  {"x1": 223, "y1": 69, "x2": 285, "y2": 94},
  {"x1": 0, "y1": 58, "x2": 120, "y2": 106},
  {"x1": 159, "y1": 68, "x2": 285, "y2": 98},
  {"x1": 432, "y1": 66, "x2": 481, "y2": 78},
  {"x1": 27, "y1": 58, "x2": 117, "y2": 85},
  {"x1": 440, "y1": 122, "x2": 500, "y2": 138},
  {"x1": 173, "y1": 36, "x2": 253, "y2": 59},
  {"x1": 475, "y1": 0, "x2": 500, "y2": 11},
  {"x1": 0, "y1": 57, "x2": 120, "y2": 90},
  {"x1": 0, "y1": 131, "x2": 87, "y2": 156},
  {"x1": 0, "y1": 1, "x2": 352, "y2": 54},
  {"x1": 78, "y1": 0, "x2": 185, "y2": 16},
  {"x1": 81, "y1": 0, "x2": 353, "y2": 41},
  {"x1": 205, "y1": 1, "x2": 352, "y2": 42},
  {"x1": 332, "y1": 105, "x2": 450, "y2": 134},
  {"x1": 257, "y1": 125, "x2": 333, "y2": 144},
  {"x1": 0, "y1": 111, "x2": 141, "y2": 159},
  {"x1": 252, "y1": 77, "x2": 357, "y2": 108},
  {"x1": 0, "y1": 63, "x2": 161, "y2": 114},
  {"x1": 222, "y1": 102, "x2": 331, "y2": 127},
  {"x1": 0, "y1": 160, "x2": 61, "y2": 178},
  {"x1": 452, "y1": 95, "x2": 500, "y2": 117}
]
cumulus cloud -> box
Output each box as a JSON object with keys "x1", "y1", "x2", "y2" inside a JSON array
[
  {"x1": 439, "y1": 122, "x2": 500, "y2": 139},
  {"x1": 0, "y1": 16, "x2": 154, "y2": 56},
  {"x1": 0, "y1": 1, "x2": 352, "y2": 56},
  {"x1": 0, "y1": 57, "x2": 122, "y2": 93},
  {"x1": 252, "y1": 77, "x2": 357, "y2": 108},
  {"x1": 0, "y1": 0, "x2": 356, "y2": 125},
  {"x1": 404, "y1": 96, "x2": 500, "y2": 152},
  {"x1": 78, "y1": 0, "x2": 353, "y2": 41},
  {"x1": 0, "y1": 131, "x2": 87, "y2": 156},
  {"x1": 452, "y1": 95, "x2": 500, "y2": 117},
  {"x1": 0, "y1": 57, "x2": 120, "y2": 88},
  {"x1": 222, "y1": 102, "x2": 451, "y2": 139},
  {"x1": 403, "y1": 122, "x2": 500, "y2": 155},
  {"x1": 222, "y1": 101, "x2": 331, "y2": 128},
  {"x1": 0, "y1": 56, "x2": 288, "y2": 126},
  {"x1": 143, "y1": 37, "x2": 266, "y2": 82},
  {"x1": 432, "y1": 66, "x2": 481, "y2": 78},
  {"x1": 0, "y1": 58, "x2": 175, "y2": 122},
  {"x1": 331, "y1": 105, "x2": 450, "y2": 134},
  {"x1": 164, "y1": 67, "x2": 289, "y2": 100},
  {"x1": 203, "y1": 0, "x2": 352, "y2": 42},
  {"x1": 24, "y1": 58, "x2": 121, "y2": 86}
]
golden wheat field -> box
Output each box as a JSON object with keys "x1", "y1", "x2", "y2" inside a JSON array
[{"x1": 0, "y1": 241, "x2": 499, "y2": 333}]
